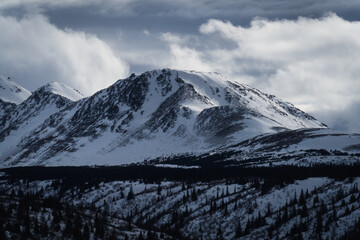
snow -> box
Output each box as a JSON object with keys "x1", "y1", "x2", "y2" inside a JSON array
[
  {"x1": 0, "y1": 103, "x2": 68, "y2": 165},
  {"x1": 0, "y1": 76, "x2": 31, "y2": 104},
  {"x1": 0, "y1": 69, "x2": 342, "y2": 167},
  {"x1": 294, "y1": 129, "x2": 360, "y2": 151},
  {"x1": 43, "y1": 81, "x2": 84, "y2": 101},
  {"x1": 155, "y1": 164, "x2": 200, "y2": 169}
]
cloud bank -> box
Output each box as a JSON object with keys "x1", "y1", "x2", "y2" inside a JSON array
[
  {"x1": 161, "y1": 14, "x2": 360, "y2": 131},
  {"x1": 2, "y1": 0, "x2": 360, "y2": 21},
  {"x1": 0, "y1": 14, "x2": 129, "y2": 95}
]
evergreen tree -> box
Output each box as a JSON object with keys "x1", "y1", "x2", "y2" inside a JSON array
[
  {"x1": 146, "y1": 230, "x2": 156, "y2": 240},
  {"x1": 224, "y1": 204, "x2": 228, "y2": 216},
  {"x1": 138, "y1": 231, "x2": 144, "y2": 240},
  {"x1": 244, "y1": 218, "x2": 250, "y2": 235},
  {"x1": 157, "y1": 184, "x2": 162, "y2": 195},
  {"x1": 235, "y1": 220, "x2": 242, "y2": 237},
  {"x1": 299, "y1": 190, "x2": 306, "y2": 206},
  {"x1": 300, "y1": 204, "x2": 308, "y2": 218},
  {"x1": 82, "y1": 224, "x2": 90, "y2": 240},
  {"x1": 0, "y1": 222, "x2": 5, "y2": 240},
  {"x1": 64, "y1": 218, "x2": 73, "y2": 238},
  {"x1": 266, "y1": 202, "x2": 272, "y2": 217},
  {"x1": 191, "y1": 188, "x2": 198, "y2": 201},
  {"x1": 127, "y1": 185, "x2": 135, "y2": 200},
  {"x1": 315, "y1": 210, "x2": 323, "y2": 239},
  {"x1": 216, "y1": 225, "x2": 224, "y2": 240}
]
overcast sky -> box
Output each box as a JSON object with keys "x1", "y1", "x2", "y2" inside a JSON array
[{"x1": 0, "y1": 0, "x2": 359, "y2": 132}]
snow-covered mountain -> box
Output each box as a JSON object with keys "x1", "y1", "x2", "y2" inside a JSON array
[
  {"x1": 0, "y1": 69, "x2": 327, "y2": 167},
  {"x1": 42, "y1": 81, "x2": 84, "y2": 101},
  {"x1": 0, "y1": 76, "x2": 31, "y2": 104},
  {"x1": 0, "y1": 76, "x2": 31, "y2": 133},
  {"x1": 0, "y1": 81, "x2": 84, "y2": 166}
]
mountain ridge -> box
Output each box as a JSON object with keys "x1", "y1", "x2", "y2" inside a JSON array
[{"x1": 0, "y1": 69, "x2": 330, "y2": 167}]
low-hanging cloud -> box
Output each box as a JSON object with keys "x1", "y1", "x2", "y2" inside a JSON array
[
  {"x1": 0, "y1": 14, "x2": 129, "y2": 95},
  {"x1": 161, "y1": 14, "x2": 360, "y2": 131}
]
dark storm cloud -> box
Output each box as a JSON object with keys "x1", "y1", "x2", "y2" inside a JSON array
[{"x1": 2, "y1": 0, "x2": 360, "y2": 33}]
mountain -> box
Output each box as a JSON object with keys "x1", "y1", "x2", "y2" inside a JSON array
[
  {"x1": 0, "y1": 76, "x2": 31, "y2": 104},
  {"x1": 42, "y1": 81, "x2": 84, "y2": 101},
  {"x1": 0, "y1": 81, "x2": 84, "y2": 166},
  {"x1": 0, "y1": 69, "x2": 327, "y2": 167},
  {"x1": 0, "y1": 76, "x2": 31, "y2": 133}
]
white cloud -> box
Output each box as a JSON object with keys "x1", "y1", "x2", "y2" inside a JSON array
[
  {"x1": 161, "y1": 14, "x2": 360, "y2": 131},
  {"x1": 0, "y1": 14, "x2": 129, "y2": 95},
  {"x1": 143, "y1": 29, "x2": 150, "y2": 36}
]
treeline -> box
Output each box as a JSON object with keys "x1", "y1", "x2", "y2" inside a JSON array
[{"x1": 2, "y1": 165, "x2": 360, "y2": 183}]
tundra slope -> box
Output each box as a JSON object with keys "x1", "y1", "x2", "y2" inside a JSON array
[
  {"x1": 0, "y1": 69, "x2": 326, "y2": 167},
  {"x1": 154, "y1": 128, "x2": 360, "y2": 168}
]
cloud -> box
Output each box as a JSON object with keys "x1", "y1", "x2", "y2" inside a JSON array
[
  {"x1": 2, "y1": 0, "x2": 360, "y2": 21},
  {"x1": 161, "y1": 14, "x2": 360, "y2": 132},
  {"x1": 0, "y1": 14, "x2": 129, "y2": 95},
  {"x1": 316, "y1": 100, "x2": 360, "y2": 133}
]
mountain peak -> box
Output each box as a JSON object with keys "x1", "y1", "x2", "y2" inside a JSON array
[
  {"x1": 39, "y1": 81, "x2": 84, "y2": 101},
  {"x1": 0, "y1": 69, "x2": 328, "y2": 167},
  {"x1": 0, "y1": 76, "x2": 31, "y2": 104}
]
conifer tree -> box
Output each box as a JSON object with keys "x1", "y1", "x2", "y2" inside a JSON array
[
  {"x1": 235, "y1": 221, "x2": 242, "y2": 238},
  {"x1": 127, "y1": 185, "x2": 135, "y2": 200}
]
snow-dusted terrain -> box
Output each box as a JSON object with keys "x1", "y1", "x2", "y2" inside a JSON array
[
  {"x1": 0, "y1": 76, "x2": 31, "y2": 105},
  {"x1": 0, "y1": 81, "x2": 83, "y2": 167},
  {"x1": 1, "y1": 172, "x2": 360, "y2": 239},
  {"x1": 155, "y1": 128, "x2": 360, "y2": 168},
  {"x1": 0, "y1": 69, "x2": 329, "y2": 167},
  {"x1": 226, "y1": 128, "x2": 360, "y2": 167}
]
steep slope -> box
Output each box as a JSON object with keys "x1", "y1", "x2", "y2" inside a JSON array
[
  {"x1": 0, "y1": 82, "x2": 83, "y2": 166},
  {"x1": 0, "y1": 99, "x2": 16, "y2": 132},
  {"x1": 0, "y1": 77, "x2": 30, "y2": 132},
  {"x1": 0, "y1": 76, "x2": 31, "y2": 104},
  {"x1": 0, "y1": 69, "x2": 326, "y2": 167}
]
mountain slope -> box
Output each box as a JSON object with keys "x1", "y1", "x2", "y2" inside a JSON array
[
  {"x1": 0, "y1": 99, "x2": 16, "y2": 132},
  {"x1": 0, "y1": 69, "x2": 326, "y2": 167},
  {"x1": 0, "y1": 82, "x2": 83, "y2": 166},
  {"x1": 0, "y1": 76, "x2": 31, "y2": 104}
]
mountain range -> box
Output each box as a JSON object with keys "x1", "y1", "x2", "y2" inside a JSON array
[{"x1": 0, "y1": 69, "x2": 358, "y2": 168}]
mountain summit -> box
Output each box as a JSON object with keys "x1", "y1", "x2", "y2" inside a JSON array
[
  {"x1": 41, "y1": 81, "x2": 84, "y2": 101},
  {"x1": 0, "y1": 69, "x2": 327, "y2": 167},
  {"x1": 0, "y1": 76, "x2": 31, "y2": 104}
]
